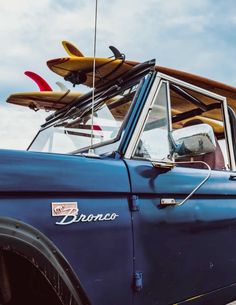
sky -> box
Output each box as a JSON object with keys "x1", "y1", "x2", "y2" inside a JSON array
[{"x1": 1, "y1": 0, "x2": 236, "y2": 150}]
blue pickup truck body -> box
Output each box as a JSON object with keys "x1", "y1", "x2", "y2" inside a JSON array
[{"x1": 2, "y1": 68, "x2": 236, "y2": 305}]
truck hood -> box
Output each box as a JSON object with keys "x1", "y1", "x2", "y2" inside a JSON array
[{"x1": 0, "y1": 149, "x2": 130, "y2": 194}]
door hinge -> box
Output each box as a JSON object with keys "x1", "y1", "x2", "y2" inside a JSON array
[
  {"x1": 129, "y1": 195, "x2": 139, "y2": 211},
  {"x1": 133, "y1": 271, "x2": 143, "y2": 292}
]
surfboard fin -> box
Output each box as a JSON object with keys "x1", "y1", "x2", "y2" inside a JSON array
[
  {"x1": 24, "y1": 71, "x2": 53, "y2": 92},
  {"x1": 56, "y1": 81, "x2": 68, "y2": 92},
  {"x1": 109, "y1": 46, "x2": 124, "y2": 60},
  {"x1": 62, "y1": 40, "x2": 84, "y2": 57}
]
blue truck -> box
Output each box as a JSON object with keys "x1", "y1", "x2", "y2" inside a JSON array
[{"x1": 2, "y1": 60, "x2": 236, "y2": 305}]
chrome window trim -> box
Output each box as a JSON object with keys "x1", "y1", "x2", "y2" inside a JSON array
[
  {"x1": 157, "y1": 72, "x2": 227, "y2": 101},
  {"x1": 125, "y1": 76, "x2": 162, "y2": 159},
  {"x1": 222, "y1": 97, "x2": 235, "y2": 170},
  {"x1": 158, "y1": 72, "x2": 235, "y2": 170},
  {"x1": 166, "y1": 80, "x2": 173, "y2": 134},
  {"x1": 124, "y1": 72, "x2": 236, "y2": 171}
]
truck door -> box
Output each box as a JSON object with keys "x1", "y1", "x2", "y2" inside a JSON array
[{"x1": 125, "y1": 80, "x2": 236, "y2": 305}]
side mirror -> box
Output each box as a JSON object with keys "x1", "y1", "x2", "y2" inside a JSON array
[{"x1": 170, "y1": 123, "x2": 216, "y2": 158}]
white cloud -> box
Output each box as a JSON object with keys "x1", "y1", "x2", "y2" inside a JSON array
[{"x1": 0, "y1": 104, "x2": 47, "y2": 150}]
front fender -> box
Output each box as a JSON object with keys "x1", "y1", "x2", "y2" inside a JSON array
[{"x1": 0, "y1": 217, "x2": 90, "y2": 305}]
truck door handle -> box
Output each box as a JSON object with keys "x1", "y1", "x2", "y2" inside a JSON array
[{"x1": 229, "y1": 174, "x2": 236, "y2": 180}]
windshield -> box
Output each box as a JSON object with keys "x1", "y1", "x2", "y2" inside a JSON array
[{"x1": 28, "y1": 82, "x2": 140, "y2": 154}]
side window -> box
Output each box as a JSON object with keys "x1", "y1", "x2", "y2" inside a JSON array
[
  {"x1": 133, "y1": 82, "x2": 170, "y2": 160},
  {"x1": 170, "y1": 84, "x2": 229, "y2": 170},
  {"x1": 131, "y1": 78, "x2": 231, "y2": 171}
]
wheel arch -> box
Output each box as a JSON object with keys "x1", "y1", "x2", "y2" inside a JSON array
[{"x1": 0, "y1": 217, "x2": 90, "y2": 305}]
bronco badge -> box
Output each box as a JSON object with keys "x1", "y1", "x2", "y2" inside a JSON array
[{"x1": 51, "y1": 202, "x2": 119, "y2": 225}]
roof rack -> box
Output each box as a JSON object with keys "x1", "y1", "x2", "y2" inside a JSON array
[{"x1": 42, "y1": 59, "x2": 156, "y2": 128}]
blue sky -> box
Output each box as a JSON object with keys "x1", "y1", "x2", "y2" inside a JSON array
[{"x1": 1, "y1": 0, "x2": 236, "y2": 149}]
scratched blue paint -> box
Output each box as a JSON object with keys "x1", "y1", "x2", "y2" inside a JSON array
[
  {"x1": 0, "y1": 149, "x2": 132, "y2": 305},
  {"x1": 0, "y1": 149, "x2": 130, "y2": 193},
  {"x1": 125, "y1": 158, "x2": 236, "y2": 305},
  {"x1": 1, "y1": 146, "x2": 236, "y2": 304}
]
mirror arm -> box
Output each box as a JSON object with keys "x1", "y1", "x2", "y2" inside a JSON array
[{"x1": 159, "y1": 160, "x2": 212, "y2": 206}]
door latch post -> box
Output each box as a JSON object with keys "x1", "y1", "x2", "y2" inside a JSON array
[
  {"x1": 129, "y1": 195, "x2": 139, "y2": 211},
  {"x1": 133, "y1": 271, "x2": 143, "y2": 292}
]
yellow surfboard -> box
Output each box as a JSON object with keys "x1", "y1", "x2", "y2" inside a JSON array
[
  {"x1": 47, "y1": 56, "x2": 137, "y2": 88},
  {"x1": 49, "y1": 41, "x2": 236, "y2": 107},
  {"x1": 7, "y1": 91, "x2": 83, "y2": 111},
  {"x1": 47, "y1": 55, "x2": 236, "y2": 112},
  {"x1": 171, "y1": 108, "x2": 224, "y2": 134},
  {"x1": 46, "y1": 41, "x2": 236, "y2": 126},
  {"x1": 47, "y1": 55, "x2": 236, "y2": 120}
]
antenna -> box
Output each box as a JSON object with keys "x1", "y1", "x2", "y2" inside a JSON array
[{"x1": 88, "y1": 0, "x2": 98, "y2": 155}]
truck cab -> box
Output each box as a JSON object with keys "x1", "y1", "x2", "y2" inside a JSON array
[{"x1": 2, "y1": 62, "x2": 236, "y2": 305}]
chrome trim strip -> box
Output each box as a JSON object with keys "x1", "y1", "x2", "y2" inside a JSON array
[
  {"x1": 166, "y1": 80, "x2": 173, "y2": 132},
  {"x1": 157, "y1": 72, "x2": 225, "y2": 101},
  {"x1": 125, "y1": 76, "x2": 162, "y2": 159},
  {"x1": 222, "y1": 97, "x2": 235, "y2": 170}
]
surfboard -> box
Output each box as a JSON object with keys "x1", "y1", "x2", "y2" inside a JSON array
[
  {"x1": 171, "y1": 108, "x2": 224, "y2": 134},
  {"x1": 47, "y1": 56, "x2": 138, "y2": 88},
  {"x1": 48, "y1": 41, "x2": 236, "y2": 109},
  {"x1": 157, "y1": 66, "x2": 236, "y2": 111},
  {"x1": 7, "y1": 71, "x2": 82, "y2": 111},
  {"x1": 47, "y1": 53, "x2": 236, "y2": 104},
  {"x1": 47, "y1": 53, "x2": 236, "y2": 123},
  {"x1": 47, "y1": 40, "x2": 236, "y2": 111},
  {"x1": 7, "y1": 91, "x2": 83, "y2": 111},
  {"x1": 156, "y1": 65, "x2": 236, "y2": 124}
]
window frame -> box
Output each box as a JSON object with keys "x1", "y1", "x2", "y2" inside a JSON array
[
  {"x1": 125, "y1": 72, "x2": 235, "y2": 171},
  {"x1": 132, "y1": 80, "x2": 172, "y2": 161},
  {"x1": 28, "y1": 77, "x2": 146, "y2": 155}
]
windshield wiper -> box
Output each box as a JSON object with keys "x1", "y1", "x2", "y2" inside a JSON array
[{"x1": 52, "y1": 84, "x2": 121, "y2": 128}]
